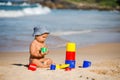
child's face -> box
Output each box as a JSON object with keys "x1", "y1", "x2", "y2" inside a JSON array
[{"x1": 35, "y1": 33, "x2": 49, "y2": 43}]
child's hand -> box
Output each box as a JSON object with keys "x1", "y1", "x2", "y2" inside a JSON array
[
  {"x1": 44, "y1": 50, "x2": 49, "y2": 55},
  {"x1": 43, "y1": 49, "x2": 49, "y2": 55},
  {"x1": 40, "y1": 47, "x2": 49, "y2": 55}
]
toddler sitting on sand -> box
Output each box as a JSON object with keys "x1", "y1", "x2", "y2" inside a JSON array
[{"x1": 29, "y1": 26, "x2": 53, "y2": 68}]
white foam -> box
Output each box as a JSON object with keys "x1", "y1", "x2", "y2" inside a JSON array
[
  {"x1": 0, "y1": 2, "x2": 30, "y2": 6},
  {"x1": 20, "y1": 2, "x2": 30, "y2": 6},
  {"x1": 51, "y1": 30, "x2": 92, "y2": 36},
  {"x1": 6, "y1": 1, "x2": 12, "y2": 6},
  {"x1": 22, "y1": 5, "x2": 50, "y2": 16},
  {"x1": 0, "y1": 10, "x2": 24, "y2": 17},
  {"x1": 0, "y1": 2, "x2": 12, "y2": 6},
  {"x1": 0, "y1": 3, "x2": 51, "y2": 17}
]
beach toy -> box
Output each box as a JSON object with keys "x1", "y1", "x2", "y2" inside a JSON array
[
  {"x1": 66, "y1": 51, "x2": 75, "y2": 60},
  {"x1": 65, "y1": 67, "x2": 71, "y2": 71},
  {"x1": 65, "y1": 60, "x2": 76, "y2": 68},
  {"x1": 50, "y1": 64, "x2": 56, "y2": 70},
  {"x1": 28, "y1": 63, "x2": 37, "y2": 71},
  {"x1": 66, "y1": 42, "x2": 76, "y2": 52},
  {"x1": 65, "y1": 42, "x2": 76, "y2": 69},
  {"x1": 60, "y1": 64, "x2": 70, "y2": 69},
  {"x1": 56, "y1": 64, "x2": 61, "y2": 69},
  {"x1": 50, "y1": 64, "x2": 70, "y2": 70},
  {"x1": 82, "y1": 60, "x2": 91, "y2": 68},
  {"x1": 41, "y1": 47, "x2": 47, "y2": 53}
]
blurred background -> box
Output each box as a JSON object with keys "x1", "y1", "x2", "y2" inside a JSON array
[{"x1": 0, "y1": 0, "x2": 120, "y2": 52}]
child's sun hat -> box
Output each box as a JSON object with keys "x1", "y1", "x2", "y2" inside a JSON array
[{"x1": 32, "y1": 26, "x2": 50, "y2": 37}]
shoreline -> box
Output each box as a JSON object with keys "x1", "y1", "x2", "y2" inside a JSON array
[
  {"x1": 0, "y1": 41, "x2": 120, "y2": 53},
  {"x1": 0, "y1": 42, "x2": 119, "y2": 53}
]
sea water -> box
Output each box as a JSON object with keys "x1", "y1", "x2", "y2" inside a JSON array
[{"x1": 0, "y1": 2, "x2": 120, "y2": 52}]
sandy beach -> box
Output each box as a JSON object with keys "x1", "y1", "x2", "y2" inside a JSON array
[
  {"x1": 0, "y1": 3, "x2": 120, "y2": 80},
  {"x1": 0, "y1": 42, "x2": 120, "y2": 80}
]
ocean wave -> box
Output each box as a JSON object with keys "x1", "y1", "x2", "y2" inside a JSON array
[
  {"x1": 0, "y1": 2, "x2": 51, "y2": 17},
  {"x1": 51, "y1": 30, "x2": 92, "y2": 36},
  {"x1": 0, "y1": 2, "x2": 12, "y2": 6},
  {"x1": 0, "y1": 2, "x2": 31, "y2": 6}
]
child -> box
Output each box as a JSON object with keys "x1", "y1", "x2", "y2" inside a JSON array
[{"x1": 29, "y1": 26, "x2": 53, "y2": 68}]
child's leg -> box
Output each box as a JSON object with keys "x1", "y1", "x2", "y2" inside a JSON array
[
  {"x1": 43, "y1": 58, "x2": 53, "y2": 66},
  {"x1": 30, "y1": 59, "x2": 48, "y2": 68},
  {"x1": 30, "y1": 58, "x2": 53, "y2": 68},
  {"x1": 39, "y1": 58, "x2": 53, "y2": 68}
]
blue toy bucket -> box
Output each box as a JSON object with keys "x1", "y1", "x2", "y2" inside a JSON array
[
  {"x1": 65, "y1": 60, "x2": 76, "y2": 68},
  {"x1": 83, "y1": 60, "x2": 91, "y2": 68}
]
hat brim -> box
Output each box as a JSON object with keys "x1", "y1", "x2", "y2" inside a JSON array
[{"x1": 32, "y1": 31, "x2": 50, "y2": 37}]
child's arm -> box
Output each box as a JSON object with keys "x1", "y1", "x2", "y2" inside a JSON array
[{"x1": 30, "y1": 43, "x2": 43, "y2": 58}]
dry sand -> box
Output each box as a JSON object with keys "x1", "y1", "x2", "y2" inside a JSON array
[{"x1": 0, "y1": 43, "x2": 120, "y2": 80}]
